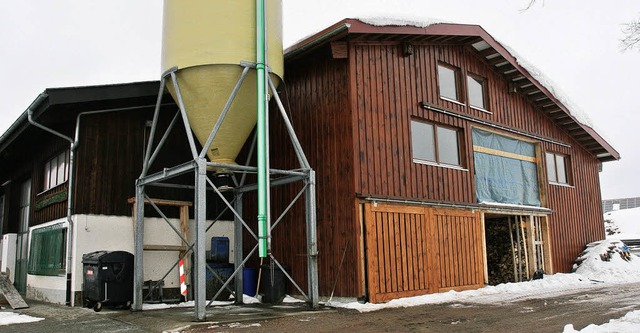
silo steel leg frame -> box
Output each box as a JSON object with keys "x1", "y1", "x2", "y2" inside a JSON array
[{"x1": 132, "y1": 64, "x2": 320, "y2": 321}]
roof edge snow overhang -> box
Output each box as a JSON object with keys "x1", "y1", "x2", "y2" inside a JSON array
[
  {"x1": 285, "y1": 19, "x2": 619, "y2": 162},
  {"x1": 0, "y1": 81, "x2": 162, "y2": 154}
]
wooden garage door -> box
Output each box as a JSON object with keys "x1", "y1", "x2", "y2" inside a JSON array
[{"x1": 364, "y1": 203, "x2": 484, "y2": 303}]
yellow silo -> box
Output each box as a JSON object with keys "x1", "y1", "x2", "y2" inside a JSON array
[{"x1": 162, "y1": 0, "x2": 283, "y2": 165}]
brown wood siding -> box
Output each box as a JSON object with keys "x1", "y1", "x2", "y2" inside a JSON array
[
  {"x1": 258, "y1": 48, "x2": 358, "y2": 297},
  {"x1": 364, "y1": 203, "x2": 483, "y2": 303},
  {"x1": 543, "y1": 142, "x2": 604, "y2": 272},
  {"x1": 74, "y1": 111, "x2": 147, "y2": 216},
  {"x1": 74, "y1": 107, "x2": 193, "y2": 218},
  {"x1": 351, "y1": 42, "x2": 605, "y2": 273}
]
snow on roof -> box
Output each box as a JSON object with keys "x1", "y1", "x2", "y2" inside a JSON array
[
  {"x1": 499, "y1": 44, "x2": 595, "y2": 128},
  {"x1": 356, "y1": 15, "x2": 448, "y2": 28}
]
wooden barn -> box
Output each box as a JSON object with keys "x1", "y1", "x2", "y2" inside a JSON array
[{"x1": 258, "y1": 19, "x2": 619, "y2": 303}]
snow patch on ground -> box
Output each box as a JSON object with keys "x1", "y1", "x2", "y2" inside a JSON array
[
  {"x1": 604, "y1": 207, "x2": 640, "y2": 240},
  {"x1": 564, "y1": 310, "x2": 640, "y2": 333},
  {"x1": 0, "y1": 312, "x2": 44, "y2": 326},
  {"x1": 330, "y1": 239, "x2": 640, "y2": 313},
  {"x1": 142, "y1": 294, "x2": 261, "y2": 311}
]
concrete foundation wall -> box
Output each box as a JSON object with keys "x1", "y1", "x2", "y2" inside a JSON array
[{"x1": 25, "y1": 214, "x2": 233, "y2": 305}]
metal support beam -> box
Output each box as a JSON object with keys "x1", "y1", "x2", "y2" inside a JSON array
[
  {"x1": 132, "y1": 182, "x2": 145, "y2": 311},
  {"x1": 194, "y1": 158, "x2": 207, "y2": 321},
  {"x1": 234, "y1": 193, "x2": 244, "y2": 303},
  {"x1": 138, "y1": 161, "x2": 197, "y2": 186},
  {"x1": 305, "y1": 170, "x2": 319, "y2": 308}
]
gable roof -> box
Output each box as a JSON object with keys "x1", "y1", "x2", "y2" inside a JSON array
[{"x1": 285, "y1": 18, "x2": 619, "y2": 162}]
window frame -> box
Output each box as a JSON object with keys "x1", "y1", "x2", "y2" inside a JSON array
[
  {"x1": 411, "y1": 119, "x2": 464, "y2": 169},
  {"x1": 28, "y1": 223, "x2": 67, "y2": 276},
  {"x1": 42, "y1": 150, "x2": 70, "y2": 192},
  {"x1": 466, "y1": 72, "x2": 489, "y2": 112},
  {"x1": 437, "y1": 62, "x2": 463, "y2": 103},
  {"x1": 545, "y1": 152, "x2": 572, "y2": 186}
]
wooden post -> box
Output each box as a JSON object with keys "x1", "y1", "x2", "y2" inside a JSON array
[{"x1": 519, "y1": 216, "x2": 530, "y2": 280}]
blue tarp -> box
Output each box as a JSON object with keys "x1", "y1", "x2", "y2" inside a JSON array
[{"x1": 473, "y1": 128, "x2": 540, "y2": 207}]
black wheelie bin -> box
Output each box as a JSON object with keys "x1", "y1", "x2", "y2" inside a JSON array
[{"x1": 82, "y1": 250, "x2": 134, "y2": 312}]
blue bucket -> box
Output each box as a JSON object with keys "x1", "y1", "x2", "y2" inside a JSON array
[{"x1": 243, "y1": 268, "x2": 257, "y2": 297}]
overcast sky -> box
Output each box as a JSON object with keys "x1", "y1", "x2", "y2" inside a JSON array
[{"x1": 0, "y1": 0, "x2": 638, "y2": 199}]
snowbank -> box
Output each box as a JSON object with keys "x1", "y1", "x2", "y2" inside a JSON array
[
  {"x1": 330, "y1": 239, "x2": 640, "y2": 313},
  {"x1": 604, "y1": 207, "x2": 640, "y2": 240},
  {"x1": 573, "y1": 239, "x2": 640, "y2": 283},
  {"x1": 0, "y1": 312, "x2": 44, "y2": 326},
  {"x1": 564, "y1": 310, "x2": 640, "y2": 333}
]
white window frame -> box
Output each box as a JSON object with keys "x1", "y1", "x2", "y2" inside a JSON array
[
  {"x1": 546, "y1": 152, "x2": 571, "y2": 186},
  {"x1": 43, "y1": 150, "x2": 70, "y2": 192}
]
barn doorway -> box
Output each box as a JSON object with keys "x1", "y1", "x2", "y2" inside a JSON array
[{"x1": 483, "y1": 213, "x2": 551, "y2": 285}]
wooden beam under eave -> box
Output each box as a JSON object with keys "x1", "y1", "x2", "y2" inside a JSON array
[
  {"x1": 488, "y1": 56, "x2": 509, "y2": 66},
  {"x1": 582, "y1": 141, "x2": 603, "y2": 148},
  {"x1": 573, "y1": 132, "x2": 592, "y2": 139},
  {"x1": 500, "y1": 64, "x2": 517, "y2": 73},
  {"x1": 528, "y1": 91, "x2": 547, "y2": 100},
  {"x1": 505, "y1": 71, "x2": 526, "y2": 81},
  {"x1": 431, "y1": 35, "x2": 452, "y2": 42},
  {"x1": 551, "y1": 114, "x2": 570, "y2": 123},
  {"x1": 461, "y1": 36, "x2": 484, "y2": 44},
  {"x1": 520, "y1": 85, "x2": 542, "y2": 95},
  {"x1": 479, "y1": 48, "x2": 499, "y2": 58}
]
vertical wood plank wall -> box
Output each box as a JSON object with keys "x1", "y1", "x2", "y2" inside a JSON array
[
  {"x1": 365, "y1": 202, "x2": 483, "y2": 303},
  {"x1": 350, "y1": 41, "x2": 605, "y2": 274},
  {"x1": 261, "y1": 50, "x2": 358, "y2": 296}
]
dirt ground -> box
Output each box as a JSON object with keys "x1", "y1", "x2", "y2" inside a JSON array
[{"x1": 188, "y1": 282, "x2": 640, "y2": 333}]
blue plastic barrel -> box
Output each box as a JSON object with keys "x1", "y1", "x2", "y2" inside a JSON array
[{"x1": 243, "y1": 268, "x2": 257, "y2": 297}]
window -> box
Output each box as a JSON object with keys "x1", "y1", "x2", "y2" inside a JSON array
[
  {"x1": 411, "y1": 120, "x2": 461, "y2": 167},
  {"x1": 546, "y1": 152, "x2": 570, "y2": 185},
  {"x1": 43, "y1": 150, "x2": 69, "y2": 191},
  {"x1": 467, "y1": 74, "x2": 487, "y2": 110},
  {"x1": 28, "y1": 223, "x2": 67, "y2": 276},
  {"x1": 438, "y1": 64, "x2": 461, "y2": 102}
]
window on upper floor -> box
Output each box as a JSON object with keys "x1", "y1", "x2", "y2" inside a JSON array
[
  {"x1": 438, "y1": 63, "x2": 462, "y2": 102},
  {"x1": 43, "y1": 150, "x2": 69, "y2": 191},
  {"x1": 467, "y1": 74, "x2": 487, "y2": 110},
  {"x1": 411, "y1": 119, "x2": 462, "y2": 167},
  {"x1": 546, "y1": 152, "x2": 571, "y2": 185}
]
